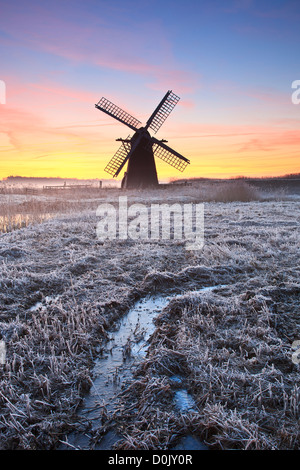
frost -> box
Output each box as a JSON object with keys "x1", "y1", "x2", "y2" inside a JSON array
[{"x1": 0, "y1": 185, "x2": 299, "y2": 450}]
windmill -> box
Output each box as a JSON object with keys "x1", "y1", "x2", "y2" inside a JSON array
[{"x1": 95, "y1": 90, "x2": 190, "y2": 189}]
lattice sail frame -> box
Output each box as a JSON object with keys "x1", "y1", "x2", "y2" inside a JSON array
[
  {"x1": 146, "y1": 91, "x2": 180, "y2": 134},
  {"x1": 152, "y1": 142, "x2": 189, "y2": 172},
  {"x1": 96, "y1": 90, "x2": 190, "y2": 178},
  {"x1": 95, "y1": 97, "x2": 141, "y2": 131},
  {"x1": 104, "y1": 136, "x2": 131, "y2": 176}
]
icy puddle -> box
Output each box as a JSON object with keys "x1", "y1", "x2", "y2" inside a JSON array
[
  {"x1": 83, "y1": 295, "x2": 169, "y2": 415},
  {"x1": 59, "y1": 288, "x2": 221, "y2": 450},
  {"x1": 59, "y1": 295, "x2": 170, "y2": 450},
  {"x1": 30, "y1": 295, "x2": 60, "y2": 312}
]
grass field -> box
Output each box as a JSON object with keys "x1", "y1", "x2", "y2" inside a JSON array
[{"x1": 0, "y1": 180, "x2": 299, "y2": 450}]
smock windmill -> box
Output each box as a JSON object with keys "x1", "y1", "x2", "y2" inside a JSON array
[{"x1": 95, "y1": 90, "x2": 190, "y2": 189}]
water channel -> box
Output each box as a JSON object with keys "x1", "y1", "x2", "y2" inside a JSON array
[{"x1": 58, "y1": 287, "x2": 222, "y2": 450}]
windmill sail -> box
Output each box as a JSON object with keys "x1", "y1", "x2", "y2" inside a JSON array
[
  {"x1": 151, "y1": 138, "x2": 190, "y2": 172},
  {"x1": 145, "y1": 90, "x2": 180, "y2": 134},
  {"x1": 96, "y1": 89, "x2": 190, "y2": 188},
  {"x1": 104, "y1": 137, "x2": 132, "y2": 177},
  {"x1": 95, "y1": 97, "x2": 141, "y2": 131}
]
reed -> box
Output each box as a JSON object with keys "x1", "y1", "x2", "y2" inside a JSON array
[{"x1": 0, "y1": 184, "x2": 298, "y2": 449}]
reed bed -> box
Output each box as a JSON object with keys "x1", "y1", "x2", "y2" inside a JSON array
[
  {"x1": 0, "y1": 298, "x2": 103, "y2": 449},
  {"x1": 0, "y1": 180, "x2": 276, "y2": 234},
  {"x1": 0, "y1": 183, "x2": 299, "y2": 449},
  {"x1": 0, "y1": 195, "x2": 100, "y2": 233},
  {"x1": 115, "y1": 285, "x2": 300, "y2": 450}
]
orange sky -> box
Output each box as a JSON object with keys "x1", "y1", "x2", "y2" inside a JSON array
[{"x1": 1, "y1": 78, "x2": 299, "y2": 181}]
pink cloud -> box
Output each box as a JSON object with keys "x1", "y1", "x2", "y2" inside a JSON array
[
  {"x1": 178, "y1": 100, "x2": 195, "y2": 109},
  {"x1": 83, "y1": 56, "x2": 198, "y2": 95},
  {"x1": 29, "y1": 82, "x2": 96, "y2": 104},
  {"x1": 0, "y1": 106, "x2": 45, "y2": 144},
  {"x1": 0, "y1": 3, "x2": 199, "y2": 96},
  {"x1": 208, "y1": 79, "x2": 289, "y2": 107},
  {"x1": 164, "y1": 120, "x2": 300, "y2": 158}
]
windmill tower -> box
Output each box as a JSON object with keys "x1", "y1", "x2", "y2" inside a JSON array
[{"x1": 95, "y1": 90, "x2": 190, "y2": 189}]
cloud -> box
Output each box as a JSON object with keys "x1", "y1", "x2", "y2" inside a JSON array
[
  {"x1": 0, "y1": 2, "x2": 199, "y2": 95},
  {"x1": 232, "y1": 128, "x2": 300, "y2": 154},
  {"x1": 29, "y1": 82, "x2": 96, "y2": 104},
  {"x1": 178, "y1": 100, "x2": 195, "y2": 109},
  {"x1": 0, "y1": 105, "x2": 45, "y2": 150},
  {"x1": 32, "y1": 154, "x2": 50, "y2": 160},
  {"x1": 236, "y1": 138, "x2": 275, "y2": 153},
  {"x1": 0, "y1": 98, "x2": 92, "y2": 156},
  {"x1": 208, "y1": 78, "x2": 289, "y2": 107}
]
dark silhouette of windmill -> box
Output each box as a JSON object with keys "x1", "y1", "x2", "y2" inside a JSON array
[{"x1": 95, "y1": 90, "x2": 190, "y2": 189}]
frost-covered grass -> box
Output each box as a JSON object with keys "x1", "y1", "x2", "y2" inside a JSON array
[
  {"x1": 0, "y1": 182, "x2": 299, "y2": 449},
  {"x1": 2, "y1": 177, "x2": 297, "y2": 235}
]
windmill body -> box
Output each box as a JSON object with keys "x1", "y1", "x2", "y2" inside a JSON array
[
  {"x1": 122, "y1": 128, "x2": 158, "y2": 189},
  {"x1": 95, "y1": 90, "x2": 190, "y2": 189}
]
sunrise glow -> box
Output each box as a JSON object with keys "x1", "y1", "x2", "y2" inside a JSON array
[{"x1": 1, "y1": 0, "x2": 299, "y2": 181}]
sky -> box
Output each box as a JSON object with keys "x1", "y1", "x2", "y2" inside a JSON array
[{"x1": 0, "y1": 0, "x2": 299, "y2": 181}]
